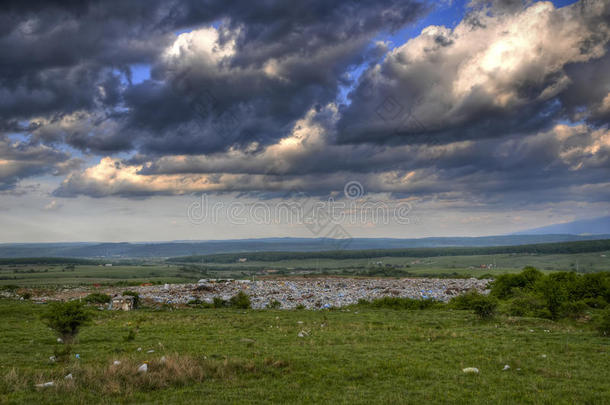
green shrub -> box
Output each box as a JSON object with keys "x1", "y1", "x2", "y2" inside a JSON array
[
  {"x1": 596, "y1": 308, "x2": 610, "y2": 337},
  {"x1": 450, "y1": 290, "x2": 497, "y2": 319},
  {"x1": 504, "y1": 293, "x2": 548, "y2": 318},
  {"x1": 366, "y1": 297, "x2": 440, "y2": 310},
  {"x1": 83, "y1": 293, "x2": 111, "y2": 304},
  {"x1": 267, "y1": 300, "x2": 281, "y2": 309},
  {"x1": 20, "y1": 292, "x2": 31, "y2": 300},
  {"x1": 230, "y1": 291, "x2": 251, "y2": 309},
  {"x1": 558, "y1": 300, "x2": 588, "y2": 319},
  {"x1": 295, "y1": 304, "x2": 306, "y2": 310},
  {"x1": 40, "y1": 300, "x2": 91, "y2": 343},
  {"x1": 213, "y1": 297, "x2": 228, "y2": 308},
  {"x1": 122, "y1": 290, "x2": 140, "y2": 308},
  {"x1": 490, "y1": 266, "x2": 543, "y2": 299}
]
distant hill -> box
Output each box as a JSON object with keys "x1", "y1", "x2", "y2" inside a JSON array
[
  {"x1": 513, "y1": 216, "x2": 610, "y2": 235},
  {"x1": 1, "y1": 234, "x2": 610, "y2": 258}
]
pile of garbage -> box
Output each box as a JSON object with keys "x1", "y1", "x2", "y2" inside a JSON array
[{"x1": 131, "y1": 277, "x2": 490, "y2": 309}]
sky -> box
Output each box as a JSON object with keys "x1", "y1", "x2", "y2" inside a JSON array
[{"x1": 0, "y1": 0, "x2": 609, "y2": 242}]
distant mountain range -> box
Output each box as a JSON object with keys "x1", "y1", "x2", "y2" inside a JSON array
[
  {"x1": 513, "y1": 216, "x2": 610, "y2": 235},
  {"x1": 1, "y1": 234, "x2": 609, "y2": 259}
]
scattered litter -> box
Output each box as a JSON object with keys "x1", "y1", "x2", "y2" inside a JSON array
[
  {"x1": 462, "y1": 367, "x2": 479, "y2": 374},
  {"x1": 541, "y1": 354, "x2": 547, "y2": 358},
  {"x1": 35, "y1": 381, "x2": 54, "y2": 388},
  {"x1": 297, "y1": 330, "x2": 309, "y2": 338},
  {"x1": 502, "y1": 365, "x2": 510, "y2": 371},
  {"x1": 113, "y1": 360, "x2": 121, "y2": 365},
  {"x1": 297, "y1": 321, "x2": 303, "y2": 324},
  {"x1": 160, "y1": 356, "x2": 166, "y2": 363},
  {"x1": 56, "y1": 338, "x2": 63, "y2": 343},
  {"x1": 75, "y1": 354, "x2": 80, "y2": 359},
  {"x1": 64, "y1": 373, "x2": 73, "y2": 380},
  {"x1": 529, "y1": 329, "x2": 534, "y2": 332},
  {"x1": 137, "y1": 363, "x2": 148, "y2": 373},
  {"x1": 49, "y1": 356, "x2": 56, "y2": 362},
  {"x1": 543, "y1": 330, "x2": 550, "y2": 333},
  {"x1": 147, "y1": 350, "x2": 155, "y2": 353},
  {"x1": 137, "y1": 347, "x2": 142, "y2": 352}
]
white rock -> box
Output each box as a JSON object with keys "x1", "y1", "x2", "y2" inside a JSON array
[
  {"x1": 137, "y1": 363, "x2": 148, "y2": 373},
  {"x1": 64, "y1": 373, "x2": 73, "y2": 380},
  {"x1": 35, "y1": 381, "x2": 54, "y2": 388},
  {"x1": 462, "y1": 367, "x2": 479, "y2": 374},
  {"x1": 502, "y1": 365, "x2": 510, "y2": 371}
]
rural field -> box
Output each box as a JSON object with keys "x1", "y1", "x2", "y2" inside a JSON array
[
  {"x1": 2, "y1": 247, "x2": 609, "y2": 287},
  {"x1": 1, "y1": 299, "x2": 609, "y2": 404}
]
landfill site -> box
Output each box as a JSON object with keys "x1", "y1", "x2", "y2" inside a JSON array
[{"x1": 27, "y1": 277, "x2": 491, "y2": 309}]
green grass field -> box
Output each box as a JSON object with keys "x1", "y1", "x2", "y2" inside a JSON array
[
  {"x1": 1, "y1": 299, "x2": 608, "y2": 404},
  {"x1": 2, "y1": 249, "x2": 609, "y2": 287}
]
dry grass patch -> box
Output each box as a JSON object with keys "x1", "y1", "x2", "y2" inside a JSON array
[{"x1": 3, "y1": 354, "x2": 289, "y2": 397}]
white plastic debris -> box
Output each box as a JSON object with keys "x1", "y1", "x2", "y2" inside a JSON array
[
  {"x1": 137, "y1": 347, "x2": 142, "y2": 352},
  {"x1": 502, "y1": 365, "x2": 510, "y2": 371},
  {"x1": 297, "y1": 330, "x2": 308, "y2": 338},
  {"x1": 49, "y1": 356, "x2": 56, "y2": 362},
  {"x1": 462, "y1": 367, "x2": 479, "y2": 374},
  {"x1": 297, "y1": 321, "x2": 303, "y2": 324},
  {"x1": 56, "y1": 337, "x2": 63, "y2": 343},
  {"x1": 541, "y1": 354, "x2": 547, "y2": 358},
  {"x1": 137, "y1": 363, "x2": 148, "y2": 373},
  {"x1": 35, "y1": 381, "x2": 54, "y2": 388},
  {"x1": 113, "y1": 360, "x2": 121, "y2": 365},
  {"x1": 64, "y1": 373, "x2": 73, "y2": 380},
  {"x1": 160, "y1": 356, "x2": 167, "y2": 363},
  {"x1": 75, "y1": 354, "x2": 80, "y2": 359},
  {"x1": 147, "y1": 349, "x2": 155, "y2": 353}
]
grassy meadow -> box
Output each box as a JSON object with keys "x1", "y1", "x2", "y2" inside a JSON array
[{"x1": 1, "y1": 299, "x2": 609, "y2": 404}]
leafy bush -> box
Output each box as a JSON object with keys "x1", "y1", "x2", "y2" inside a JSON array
[
  {"x1": 19, "y1": 292, "x2": 31, "y2": 300},
  {"x1": 213, "y1": 297, "x2": 229, "y2": 308},
  {"x1": 83, "y1": 293, "x2": 111, "y2": 304},
  {"x1": 450, "y1": 290, "x2": 497, "y2": 319},
  {"x1": 596, "y1": 308, "x2": 610, "y2": 337},
  {"x1": 230, "y1": 291, "x2": 251, "y2": 309},
  {"x1": 364, "y1": 297, "x2": 440, "y2": 310},
  {"x1": 490, "y1": 267, "x2": 543, "y2": 299},
  {"x1": 122, "y1": 290, "x2": 140, "y2": 308},
  {"x1": 267, "y1": 300, "x2": 281, "y2": 309},
  {"x1": 40, "y1": 300, "x2": 91, "y2": 343},
  {"x1": 503, "y1": 293, "x2": 549, "y2": 318},
  {"x1": 295, "y1": 304, "x2": 306, "y2": 310}
]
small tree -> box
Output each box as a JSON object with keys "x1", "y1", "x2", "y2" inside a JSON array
[{"x1": 41, "y1": 300, "x2": 91, "y2": 343}]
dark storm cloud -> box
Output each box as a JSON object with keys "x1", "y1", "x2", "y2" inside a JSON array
[{"x1": 0, "y1": 0, "x2": 428, "y2": 155}]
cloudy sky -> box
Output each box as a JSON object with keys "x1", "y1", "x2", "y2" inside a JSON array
[{"x1": 1, "y1": 0, "x2": 609, "y2": 242}]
